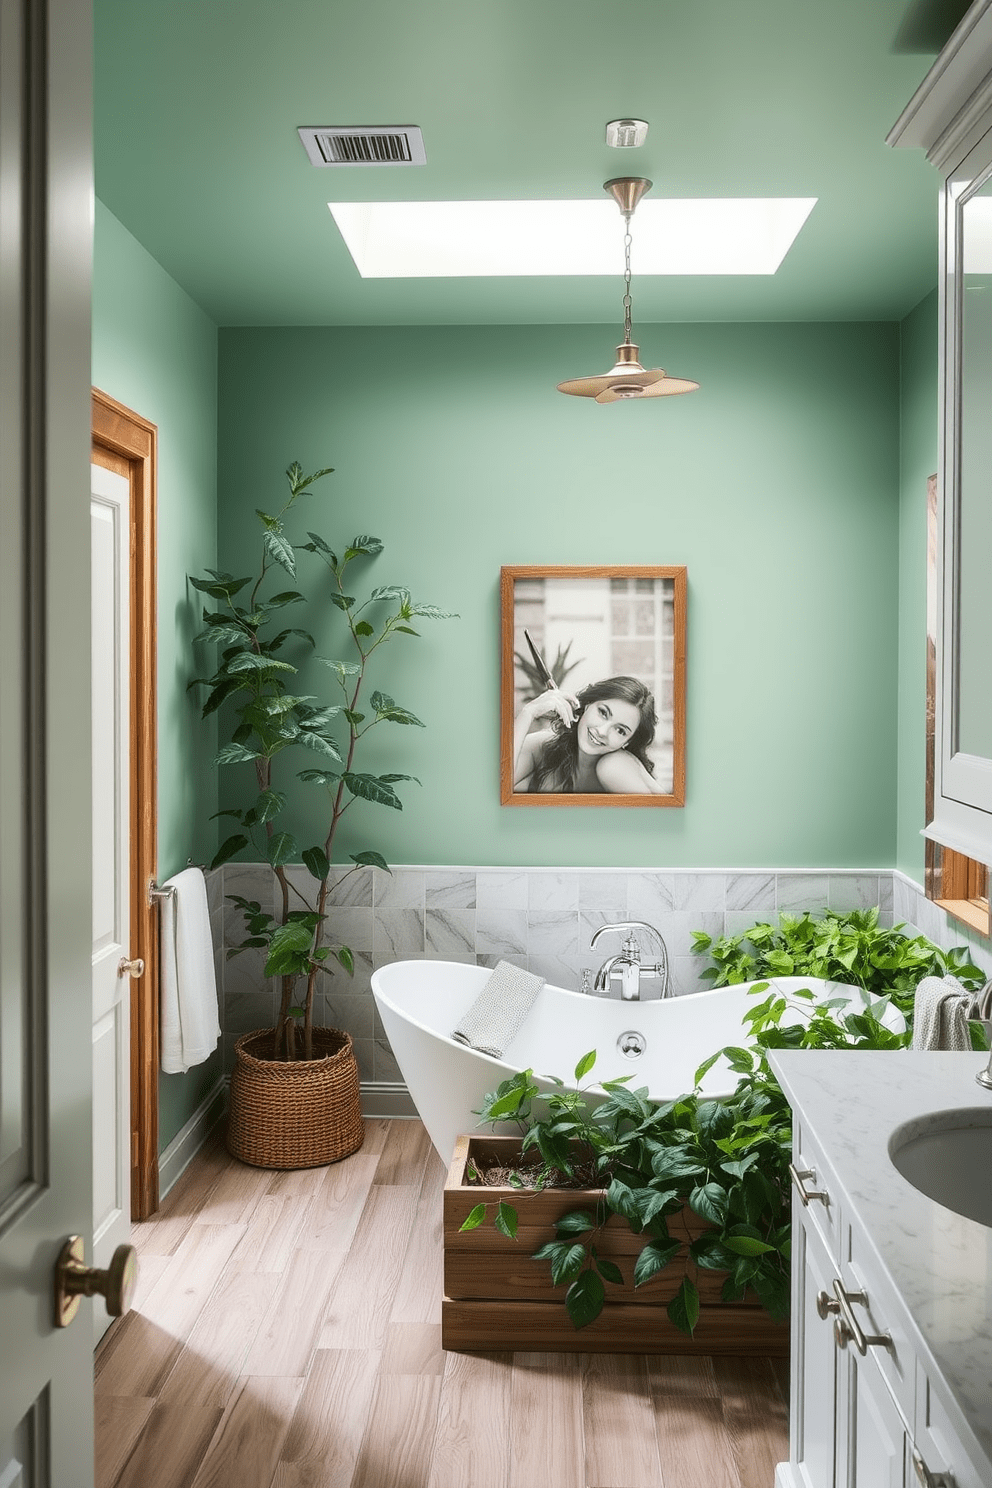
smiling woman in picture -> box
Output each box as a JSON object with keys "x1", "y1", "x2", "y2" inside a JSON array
[{"x1": 513, "y1": 675, "x2": 664, "y2": 794}]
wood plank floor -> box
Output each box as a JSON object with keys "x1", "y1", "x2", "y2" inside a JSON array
[{"x1": 95, "y1": 1120, "x2": 790, "y2": 1488}]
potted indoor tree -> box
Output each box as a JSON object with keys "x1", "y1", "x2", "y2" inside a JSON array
[{"x1": 189, "y1": 460, "x2": 454, "y2": 1167}]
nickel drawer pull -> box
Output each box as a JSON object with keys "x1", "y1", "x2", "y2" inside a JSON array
[
  {"x1": 789, "y1": 1162, "x2": 829, "y2": 1207},
  {"x1": 831, "y1": 1279, "x2": 892, "y2": 1356},
  {"x1": 911, "y1": 1447, "x2": 954, "y2": 1487},
  {"x1": 816, "y1": 1289, "x2": 841, "y2": 1320}
]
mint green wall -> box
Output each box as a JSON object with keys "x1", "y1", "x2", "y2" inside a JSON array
[
  {"x1": 92, "y1": 200, "x2": 220, "y2": 1150},
  {"x1": 896, "y1": 290, "x2": 937, "y2": 884},
  {"x1": 218, "y1": 322, "x2": 900, "y2": 869}
]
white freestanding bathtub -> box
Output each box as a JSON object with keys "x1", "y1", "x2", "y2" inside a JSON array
[{"x1": 371, "y1": 958, "x2": 900, "y2": 1162}]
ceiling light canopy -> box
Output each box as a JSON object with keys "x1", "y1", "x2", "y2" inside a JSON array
[
  {"x1": 327, "y1": 196, "x2": 816, "y2": 278},
  {"x1": 557, "y1": 177, "x2": 699, "y2": 404},
  {"x1": 606, "y1": 118, "x2": 649, "y2": 148}
]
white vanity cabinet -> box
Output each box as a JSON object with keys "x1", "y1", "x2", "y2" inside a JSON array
[{"x1": 772, "y1": 1054, "x2": 992, "y2": 1488}]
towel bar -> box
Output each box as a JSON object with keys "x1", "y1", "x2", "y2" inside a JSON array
[{"x1": 148, "y1": 860, "x2": 207, "y2": 906}]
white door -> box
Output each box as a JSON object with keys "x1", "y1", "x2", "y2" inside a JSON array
[
  {"x1": 0, "y1": 0, "x2": 98, "y2": 1481},
  {"x1": 90, "y1": 463, "x2": 132, "y2": 1343}
]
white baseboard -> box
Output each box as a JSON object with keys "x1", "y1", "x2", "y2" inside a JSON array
[
  {"x1": 158, "y1": 1077, "x2": 227, "y2": 1199},
  {"x1": 360, "y1": 1081, "x2": 418, "y2": 1119}
]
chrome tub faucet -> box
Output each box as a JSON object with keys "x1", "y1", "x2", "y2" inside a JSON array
[{"x1": 590, "y1": 921, "x2": 670, "y2": 1001}]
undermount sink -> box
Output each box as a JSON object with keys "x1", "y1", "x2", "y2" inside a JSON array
[{"x1": 888, "y1": 1108, "x2": 992, "y2": 1229}]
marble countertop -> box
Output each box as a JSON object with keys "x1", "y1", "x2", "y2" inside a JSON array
[{"x1": 770, "y1": 1049, "x2": 992, "y2": 1467}]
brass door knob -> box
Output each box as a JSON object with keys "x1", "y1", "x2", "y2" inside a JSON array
[
  {"x1": 54, "y1": 1235, "x2": 138, "y2": 1327},
  {"x1": 118, "y1": 956, "x2": 145, "y2": 979}
]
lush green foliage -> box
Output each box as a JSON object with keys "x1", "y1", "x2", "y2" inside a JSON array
[
  {"x1": 468, "y1": 903, "x2": 991, "y2": 1336},
  {"x1": 691, "y1": 907, "x2": 985, "y2": 1017},
  {"x1": 189, "y1": 461, "x2": 455, "y2": 1058},
  {"x1": 467, "y1": 977, "x2": 909, "y2": 1335}
]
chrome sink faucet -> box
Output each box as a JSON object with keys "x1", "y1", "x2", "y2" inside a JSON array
[
  {"x1": 590, "y1": 921, "x2": 670, "y2": 1001},
  {"x1": 978, "y1": 1046, "x2": 992, "y2": 1091}
]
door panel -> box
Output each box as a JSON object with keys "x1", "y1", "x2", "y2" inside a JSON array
[
  {"x1": 90, "y1": 464, "x2": 131, "y2": 1342},
  {"x1": 0, "y1": 0, "x2": 96, "y2": 1482}
]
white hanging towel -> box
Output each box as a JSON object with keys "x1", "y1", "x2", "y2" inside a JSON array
[{"x1": 160, "y1": 866, "x2": 221, "y2": 1073}]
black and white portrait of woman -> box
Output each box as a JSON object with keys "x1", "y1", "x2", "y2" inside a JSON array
[{"x1": 500, "y1": 566, "x2": 687, "y2": 807}]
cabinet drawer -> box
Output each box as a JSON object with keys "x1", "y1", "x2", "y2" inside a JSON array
[
  {"x1": 792, "y1": 1117, "x2": 842, "y2": 1260},
  {"x1": 840, "y1": 1220, "x2": 915, "y2": 1430},
  {"x1": 914, "y1": 1361, "x2": 992, "y2": 1488}
]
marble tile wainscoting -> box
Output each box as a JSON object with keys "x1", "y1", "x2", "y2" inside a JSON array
[{"x1": 205, "y1": 865, "x2": 992, "y2": 1115}]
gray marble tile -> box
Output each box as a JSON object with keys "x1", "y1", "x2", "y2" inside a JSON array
[
  {"x1": 577, "y1": 872, "x2": 629, "y2": 915},
  {"x1": 324, "y1": 906, "x2": 373, "y2": 954},
  {"x1": 328, "y1": 947, "x2": 374, "y2": 992},
  {"x1": 654, "y1": 911, "x2": 723, "y2": 960},
  {"x1": 670, "y1": 956, "x2": 713, "y2": 998},
  {"x1": 627, "y1": 873, "x2": 675, "y2": 921},
  {"x1": 223, "y1": 863, "x2": 274, "y2": 943},
  {"x1": 373, "y1": 1036, "x2": 402, "y2": 1083},
  {"x1": 527, "y1": 910, "x2": 579, "y2": 957},
  {"x1": 726, "y1": 873, "x2": 776, "y2": 912},
  {"x1": 912, "y1": 895, "x2": 942, "y2": 943},
  {"x1": 775, "y1": 873, "x2": 830, "y2": 914},
  {"x1": 372, "y1": 908, "x2": 426, "y2": 956},
  {"x1": 878, "y1": 874, "x2": 894, "y2": 913},
  {"x1": 214, "y1": 948, "x2": 225, "y2": 1023},
  {"x1": 476, "y1": 952, "x2": 529, "y2": 973},
  {"x1": 476, "y1": 870, "x2": 529, "y2": 910},
  {"x1": 425, "y1": 908, "x2": 476, "y2": 956},
  {"x1": 352, "y1": 1037, "x2": 374, "y2": 1082},
  {"x1": 283, "y1": 863, "x2": 321, "y2": 912},
  {"x1": 527, "y1": 953, "x2": 583, "y2": 990},
  {"x1": 320, "y1": 989, "x2": 375, "y2": 1042},
  {"x1": 672, "y1": 873, "x2": 725, "y2": 912},
  {"x1": 425, "y1": 871, "x2": 476, "y2": 909},
  {"x1": 892, "y1": 875, "x2": 915, "y2": 924},
  {"x1": 828, "y1": 874, "x2": 880, "y2": 912},
  {"x1": 224, "y1": 989, "x2": 276, "y2": 1037},
  {"x1": 224, "y1": 945, "x2": 274, "y2": 999},
  {"x1": 579, "y1": 910, "x2": 614, "y2": 949},
  {"x1": 328, "y1": 866, "x2": 374, "y2": 907},
  {"x1": 204, "y1": 866, "x2": 224, "y2": 920},
  {"x1": 528, "y1": 872, "x2": 580, "y2": 911},
  {"x1": 372, "y1": 951, "x2": 426, "y2": 970},
  {"x1": 476, "y1": 909, "x2": 528, "y2": 957},
  {"x1": 724, "y1": 909, "x2": 780, "y2": 939},
  {"x1": 426, "y1": 951, "x2": 477, "y2": 965},
  {"x1": 373, "y1": 868, "x2": 425, "y2": 911}
]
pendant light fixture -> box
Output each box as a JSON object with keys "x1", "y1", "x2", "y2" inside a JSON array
[{"x1": 557, "y1": 178, "x2": 699, "y2": 403}]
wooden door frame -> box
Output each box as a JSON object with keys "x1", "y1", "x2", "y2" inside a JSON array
[{"x1": 91, "y1": 387, "x2": 160, "y2": 1219}]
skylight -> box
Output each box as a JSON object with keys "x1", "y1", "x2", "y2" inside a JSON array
[{"x1": 328, "y1": 198, "x2": 817, "y2": 278}]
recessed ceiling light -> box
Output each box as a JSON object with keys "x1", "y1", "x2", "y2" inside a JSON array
[{"x1": 327, "y1": 198, "x2": 817, "y2": 278}]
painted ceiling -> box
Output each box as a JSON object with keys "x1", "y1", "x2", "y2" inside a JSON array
[{"x1": 93, "y1": 0, "x2": 964, "y2": 327}]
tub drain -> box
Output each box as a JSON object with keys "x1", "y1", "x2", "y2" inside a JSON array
[{"x1": 617, "y1": 1030, "x2": 646, "y2": 1059}]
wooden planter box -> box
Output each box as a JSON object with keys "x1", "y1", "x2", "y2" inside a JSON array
[{"x1": 443, "y1": 1135, "x2": 788, "y2": 1356}]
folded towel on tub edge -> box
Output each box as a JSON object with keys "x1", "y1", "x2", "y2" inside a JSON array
[{"x1": 451, "y1": 960, "x2": 545, "y2": 1058}]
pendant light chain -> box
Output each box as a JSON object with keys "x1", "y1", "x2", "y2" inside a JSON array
[{"x1": 622, "y1": 217, "x2": 634, "y2": 345}]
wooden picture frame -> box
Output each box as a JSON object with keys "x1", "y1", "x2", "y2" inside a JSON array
[{"x1": 500, "y1": 565, "x2": 686, "y2": 807}]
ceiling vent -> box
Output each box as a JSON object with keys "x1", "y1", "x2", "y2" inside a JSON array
[{"x1": 298, "y1": 126, "x2": 426, "y2": 167}]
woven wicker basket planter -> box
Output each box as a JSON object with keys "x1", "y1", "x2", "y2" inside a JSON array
[{"x1": 227, "y1": 1027, "x2": 365, "y2": 1170}]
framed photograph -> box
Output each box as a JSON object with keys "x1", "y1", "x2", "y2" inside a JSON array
[{"x1": 500, "y1": 565, "x2": 686, "y2": 807}]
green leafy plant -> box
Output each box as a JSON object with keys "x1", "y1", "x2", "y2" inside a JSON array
[
  {"x1": 464, "y1": 979, "x2": 906, "y2": 1335},
  {"x1": 189, "y1": 461, "x2": 455, "y2": 1059},
  {"x1": 692, "y1": 906, "x2": 987, "y2": 1041}
]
